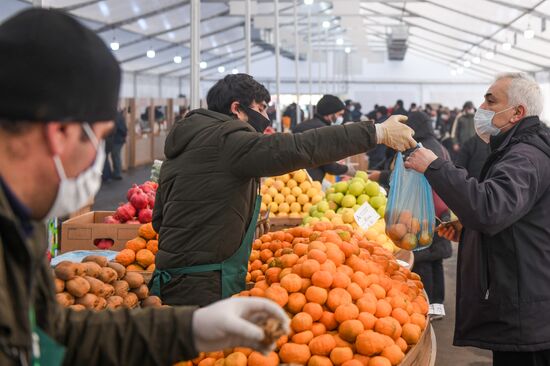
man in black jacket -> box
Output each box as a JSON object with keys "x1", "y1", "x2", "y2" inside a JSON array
[
  {"x1": 292, "y1": 94, "x2": 355, "y2": 182},
  {"x1": 405, "y1": 72, "x2": 550, "y2": 365},
  {"x1": 153, "y1": 75, "x2": 416, "y2": 306}
]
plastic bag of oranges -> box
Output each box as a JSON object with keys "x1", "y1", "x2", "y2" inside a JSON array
[{"x1": 385, "y1": 152, "x2": 435, "y2": 251}]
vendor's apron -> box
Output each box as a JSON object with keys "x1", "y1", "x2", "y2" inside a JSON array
[
  {"x1": 30, "y1": 308, "x2": 66, "y2": 366},
  {"x1": 150, "y1": 195, "x2": 261, "y2": 300}
]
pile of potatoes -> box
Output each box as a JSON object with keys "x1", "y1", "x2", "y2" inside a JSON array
[{"x1": 53, "y1": 255, "x2": 162, "y2": 311}]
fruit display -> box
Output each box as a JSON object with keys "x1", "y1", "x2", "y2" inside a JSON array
[
  {"x1": 115, "y1": 223, "x2": 158, "y2": 272},
  {"x1": 261, "y1": 170, "x2": 324, "y2": 218},
  {"x1": 385, "y1": 210, "x2": 434, "y2": 251},
  {"x1": 175, "y1": 222, "x2": 427, "y2": 366},
  {"x1": 53, "y1": 256, "x2": 162, "y2": 311},
  {"x1": 104, "y1": 181, "x2": 158, "y2": 224}
]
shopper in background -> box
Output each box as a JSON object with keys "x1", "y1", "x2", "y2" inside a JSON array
[
  {"x1": 451, "y1": 101, "x2": 476, "y2": 152},
  {"x1": 103, "y1": 109, "x2": 128, "y2": 181},
  {"x1": 351, "y1": 102, "x2": 363, "y2": 122},
  {"x1": 343, "y1": 99, "x2": 354, "y2": 122},
  {"x1": 392, "y1": 99, "x2": 408, "y2": 116},
  {"x1": 153, "y1": 78, "x2": 416, "y2": 307},
  {"x1": 368, "y1": 106, "x2": 391, "y2": 169},
  {"x1": 292, "y1": 95, "x2": 356, "y2": 181},
  {"x1": 456, "y1": 134, "x2": 491, "y2": 179},
  {"x1": 0, "y1": 9, "x2": 290, "y2": 366},
  {"x1": 406, "y1": 73, "x2": 550, "y2": 365},
  {"x1": 366, "y1": 103, "x2": 379, "y2": 120}
]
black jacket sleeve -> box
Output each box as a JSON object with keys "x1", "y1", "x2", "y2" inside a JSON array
[
  {"x1": 424, "y1": 153, "x2": 540, "y2": 236},
  {"x1": 321, "y1": 162, "x2": 349, "y2": 176},
  {"x1": 221, "y1": 121, "x2": 377, "y2": 178}
]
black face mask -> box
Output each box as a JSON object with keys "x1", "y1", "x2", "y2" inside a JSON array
[{"x1": 244, "y1": 105, "x2": 271, "y2": 132}]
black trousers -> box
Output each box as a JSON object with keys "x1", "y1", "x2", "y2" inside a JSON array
[
  {"x1": 412, "y1": 260, "x2": 445, "y2": 303},
  {"x1": 493, "y1": 350, "x2": 550, "y2": 366}
]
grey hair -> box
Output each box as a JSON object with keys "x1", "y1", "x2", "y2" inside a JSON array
[{"x1": 495, "y1": 72, "x2": 543, "y2": 117}]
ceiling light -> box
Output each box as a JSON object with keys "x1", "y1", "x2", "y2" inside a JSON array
[
  {"x1": 524, "y1": 27, "x2": 535, "y2": 39},
  {"x1": 502, "y1": 42, "x2": 512, "y2": 51},
  {"x1": 344, "y1": 47, "x2": 351, "y2": 54},
  {"x1": 200, "y1": 61, "x2": 207, "y2": 69},
  {"x1": 336, "y1": 38, "x2": 344, "y2": 45},
  {"x1": 146, "y1": 49, "x2": 156, "y2": 58},
  {"x1": 472, "y1": 56, "x2": 481, "y2": 64},
  {"x1": 110, "y1": 40, "x2": 119, "y2": 51},
  {"x1": 173, "y1": 56, "x2": 182, "y2": 64},
  {"x1": 322, "y1": 21, "x2": 331, "y2": 29},
  {"x1": 304, "y1": 0, "x2": 314, "y2": 4},
  {"x1": 232, "y1": 68, "x2": 239, "y2": 74},
  {"x1": 484, "y1": 51, "x2": 494, "y2": 59},
  {"x1": 218, "y1": 66, "x2": 226, "y2": 73},
  {"x1": 463, "y1": 60, "x2": 471, "y2": 68}
]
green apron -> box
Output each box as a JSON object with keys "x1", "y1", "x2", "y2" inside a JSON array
[
  {"x1": 150, "y1": 195, "x2": 261, "y2": 299},
  {"x1": 30, "y1": 308, "x2": 66, "y2": 366}
]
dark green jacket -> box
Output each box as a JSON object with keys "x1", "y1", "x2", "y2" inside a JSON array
[
  {"x1": 0, "y1": 185, "x2": 197, "y2": 366},
  {"x1": 152, "y1": 108, "x2": 377, "y2": 306}
]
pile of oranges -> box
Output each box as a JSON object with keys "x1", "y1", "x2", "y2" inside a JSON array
[{"x1": 177, "y1": 222, "x2": 428, "y2": 366}]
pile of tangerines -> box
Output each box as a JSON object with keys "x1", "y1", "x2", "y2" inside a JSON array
[{"x1": 178, "y1": 222, "x2": 428, "y2": 366}]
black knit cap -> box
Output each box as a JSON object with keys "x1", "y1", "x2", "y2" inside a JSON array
[
  {"x1": 316, "y1": 95, "x2": 345, "y2": 116},
  {"x1": 0, "y1": 8, "x2": 121, "y2": 122}
]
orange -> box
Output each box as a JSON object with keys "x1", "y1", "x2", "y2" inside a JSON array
[
  {"x1": 380, "y1": 345, "x2": 404, "y2": 366},
  {"x1": 357, "y1": 312, "x2": 377, "y2": 330},
  {"x1": 291, "y1": 330, "x2": 314, "y2": 345},
  {"x1": 335, "y1": 303, "x2": 360, "y2": 323},
  {"x1": 281, "y1": 274, "x2": 302, "y2": 293},
  {"x1": 247, "y1": 351, "x2": 279, "y2": 366},
  {"x1": 319, "y1": 311, "x2": 339, "y2": 331},
  {"x1": 338, "y1": 320, "x2": 365, "y2": 342},
  {"x1": 311, "y1": 271, "x2": 334, "y2": 289},
  {"x1": 225, "y1": 352, "x2": 247, "y2": 366},
  {"x1": 309, "y1": 334, "x2": 337, "y2": 356},
  {"x1": 341, "y1": 361, "x2": 363, "y2": 366},
  {"x1": 287, "y1": 292, "x2": 307, "y2": 314},
  {"x1": 410, "y1": 313, "x2": 427, "y2": 330},
  {"x1": 367, "y1": 356, "x2": 391, "y2": 366},
  {"x1": 391, "y1": 308, "x2": 410, "y2": 326},
  {"x1": 305, "y1": 286, "x2": 328, "y2": 305},
  {"x1": 291, "y1": 312, "x2": 313, "y2": 332},
  {"x1": 302, "y1": 259, "x2": 322, "y2": 278},
  {"x1": 264, "y1": 286, "x2": 288, "y2": 307},
  {"x1": 353, "y1": 354, "x2": 371, "y2": 366},
  {"x1": 311, "y1": 322, "x2": 327, "y2": 337},
  {"x1": 347, "y1": 283, "x2": 364, "y2": 301},
  {"x1": 308, "y1": 249, "x2": 327, "y2": 264},
  {"x1": 327, "y1": 288, "x2": 353, "y2": 311},
  {"x1": 369, "y1": 284, "x2": 386, "y2": 300},
  {"x1": 401, "y1": 323, "x2": 422, "y2": 345},
  {"x1": 374, "y1": 317, "x2": 402, "y2": 340},
  {"x1": 356, "y1": 295, "x2": 377, "y2": 315},
  {"x1": 330, "y1": 347, "x2": 354, "y2": 366},
  {"x1": 304, "y1": 302, "x2": 324, "y2": 321},
  {"x1": 332, "y1": 272, "x2": 352, "y2": 289},
  {"x1": 279, "y1": 343, "x2": 311, "y2": 364},
  {"x1": 395, "y1": 337, "x2": 408, "y2": 353},
  {"x1": 374, "y1": 299, "x2": 392, "y2": 318},
  {"x1": 355, "y1": 331, "x2": 386, "y2": 356},
  {"x1": 308, "y1": 355, "x2": 333, "y2": 366}
]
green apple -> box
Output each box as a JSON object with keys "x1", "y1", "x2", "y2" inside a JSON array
[
  {"x1": 353, "y1": 205, "x2": 361, "y2": 211},
  {"x1": 365, "y1": 181, "x2": 381, "y2": 197},
  {"x1": 327, "y1": 193, "x2": 336, "y2": 202},
  {"x1": 326, "y1": 187, "x2": 336, "y2": 194},
  {"x1": 333, "y1": 192, "x2": 344, "y2": 205},
  {"x1": 357, "y1": 194, "x2": 370, "y2": 205},
  {"x1": 341, "y1": 194, "x2": 357, "y2": 208},
  {"x1": 334, "y1": 181, "x2": 349, "y2": 194},
  {"x1": 303, "y1": 216, "x2": 313, "y2": 224},
  {"x1": 313, "y1": 210, "x2": 324, "y2": 218},
  {"x1": 309, "y1": 205, "x2": 318, "y2": 215},
  {"x1": 369, "y1": 195, "x2": 387, "y2": 209},
  {"x1": 337, "y1": 207, "x2": 344, "y2": 214},
  {"x1": 377, "y1": 205, "x2": 386, "y2": 218},
  {"x1": 348, "y1": 181, "x2": 365, "y2": 196},
  {"x1": 350, "y1": 177, "x2": 366, "y2": 185},
  {"x1": 355, "y1": 170, "x2": 368, "y2": 181},
  {"x1": 317, "y1": 200, "x2": 330, "y2": 213}
]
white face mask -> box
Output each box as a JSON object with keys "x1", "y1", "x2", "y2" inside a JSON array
[
  {"x1": 45, "y1": 123, "x2": 105, "y2": 219},
  {"x1": 474, "y1": 106, "x2": 515, "y2": 143},
  {"x1": 334, "y1": 116, "x2": 344, "y2": 125}
]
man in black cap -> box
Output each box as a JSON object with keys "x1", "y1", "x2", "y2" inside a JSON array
[{"x1": 0, "y1": 8, "x2": 290, "y2": 366}]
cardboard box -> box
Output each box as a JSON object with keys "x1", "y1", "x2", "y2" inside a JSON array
[
  {"x1": 347, "y1": 153, "x2": 369, "y2": 172},
  {"x1": 61, "y1": 211, "x2": 139, "y2": 253},
  {"x1": 268, "y1": 217, "x2": 302, "y2": 232}
]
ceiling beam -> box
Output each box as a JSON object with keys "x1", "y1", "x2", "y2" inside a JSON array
[
  {"x1": 62, "y1": 0, "x2": 103, "y2": 11},
  {"x1": 94, "y1": 1, "x2": 190, "y2": 33},
  {"x1": 422, "y1": 0, "x2": 508, "y2": 27},
  {"x1": 483, "y1": 0, "x2": 550, "y2": 20},
  {"x1": 409, "y1": 47, "x2": 493, "y2": 79},
  {"x1": 169, "y1": 49, "x2": 268, "y2": 77}
]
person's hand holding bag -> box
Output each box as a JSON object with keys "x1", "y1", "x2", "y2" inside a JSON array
[{"x1": 192, "y1": 297, "x2": 290, "y2": 354}]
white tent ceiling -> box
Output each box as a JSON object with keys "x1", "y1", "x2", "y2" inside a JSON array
[{"x1": 2, "y1": 0, "x2": 550, "y2": 81}]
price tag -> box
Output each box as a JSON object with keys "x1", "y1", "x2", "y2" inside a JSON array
[{"x1": 353, "y1": 202, "x2": 380, "y2": 230}]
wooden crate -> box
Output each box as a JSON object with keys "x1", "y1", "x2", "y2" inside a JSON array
[
  {"x1": 268, "y1": 217, "x2": 303, "y2": 232},
  {"x1": 399, "y1": 319, "x2": 436, "y2": 366}
]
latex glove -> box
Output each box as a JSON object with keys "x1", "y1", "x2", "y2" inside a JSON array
[
  {"x1": 404, "y1": 147, "x2": 438, "y2": 173},
  {"x1": 192, "y1": 297, "x2": 290, "y2": 353},
  {"x1": 346, "y1": 164, "x2": 357, "y2": 177},
  {"x1": 374, "y1": 115, "x2": 416, "y2": 151}
]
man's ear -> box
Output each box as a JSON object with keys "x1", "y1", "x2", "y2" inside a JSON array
[
  {"x1": 230, "y1": 101, "x2": 241, "y2": 115},
  {"x1": 512, "y1": 105, "x2": 526, "y2": 123},
  {"x1": 44, "y1": 122, "x2": 69, "y2": 156}
]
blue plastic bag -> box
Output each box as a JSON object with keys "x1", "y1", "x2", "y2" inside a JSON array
[{"x1": 385, "y1": 152, "x2": 435, "y2": 251}]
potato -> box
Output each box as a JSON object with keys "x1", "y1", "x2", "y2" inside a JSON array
[
  {"x1": 131, "y1": 284, "x2": 149, "y2": 300},
  {"x1": 102, "y1": 284, "x2": 115, "y2": 298},
  {"x1": 56, "y1": 292, "x2": 75, "y2": 307},
  {"x1": 74, "y1": 263, "x2": 87, "y2": 277},
  {"x1": 84, "y1": 276, "x2": 107, "y2": 297},
  {"x1": 141, "y1": 296, "x2": 162, "y2": 308},
  {"x1": 69, "y1": 304, "x2": 86, "y2": 312},
  {"x1": 98, "y1": 267, "x2": 118, "y2": 284},
  {"x1": 54, "y1": 278, "x2": 65, "y2": 293},
  {"x1": 54, "y1": 261, "x2": 78, "y2": 281},
  {"x1": 107, "y1": 262, "x2": 126, "y2": 280},
  {"x1": 106, "y1": 296, "x2": 124, "y2": 309},
  {"x1": 95, "y1": 297, "x2": 107, "y2": 311},
  {"x1": 82, "y1": 255, "x2": 108, "y2": 267},
  {"x1": 75, "y1": 293, "x2": 99, "y2": 309},
  {"x1": 82, "y1": 262, "x2": 102, "y2": 278},
  {"x1": 65, "y1": 277, "x2": 91, "y2": 298},
  {"x1": 123, "y1": 292, "x2": 139, "y2": 309},
  {"x1": 113, "y1": 280, "x2": 129, "y2": 297},
  {"x1": 123, "y1": 272, "x2": 144, "y2": 289}
]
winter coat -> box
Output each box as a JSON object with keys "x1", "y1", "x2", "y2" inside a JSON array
[
  {"x1": 453, "y1": 113, "x2": 476, "y2": 146},
  {"x1": 424, "y1": 116, "x2": 550, "y2": 351},
  {"x1": 456, "y1": 134, "x2": 491, "y2": 179},
  {"x1": 154, "y1": 109, "x2": 377, "y2": 306},
  {"x1": 0, "y1": 181, "x2": 197, "y2": 366},
  {"x1": 291, "y1": 115, "x2": 349, "y2": 181}
]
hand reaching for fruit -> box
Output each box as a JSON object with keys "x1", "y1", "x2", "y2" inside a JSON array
[
  {"x1": 403, "y1": 147, "x2": 438, "y2": 173},
  {"x1": 192, "y1": 297, "x2": 290, "y2": 354},
  {"x1": 437, "y1": 221, "x2": 462, "y2": 242},
  {"x1": 374, "y1": 115, "x2": 417, "y2": 151}
]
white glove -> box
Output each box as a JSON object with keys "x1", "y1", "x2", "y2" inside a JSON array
[
  {"x1": 375, "y1": 115, "x2": 417, "y2": 151},
  {"x1": 192, "y1": 297, "x2": 290, "y2": 353},
  {"x1": 346, "y1": 164, "x2": 357, "y2": 177}
]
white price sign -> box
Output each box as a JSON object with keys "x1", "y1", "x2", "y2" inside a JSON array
[{"x1": 354, "y1": 202, "x2": 380, "y2": 230}]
